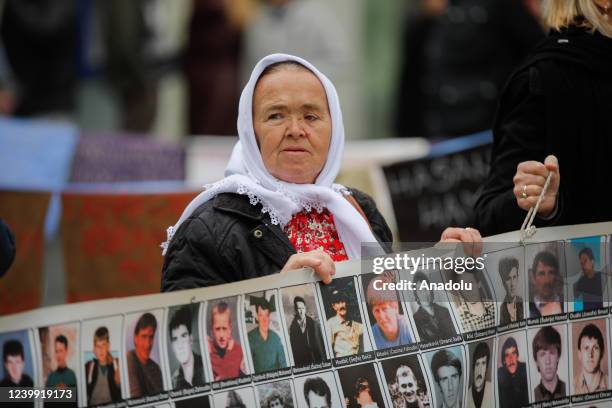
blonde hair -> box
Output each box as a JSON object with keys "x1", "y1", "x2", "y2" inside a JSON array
[{"x1": 543, "y1": 0, "x2": 612, "y2": 38}]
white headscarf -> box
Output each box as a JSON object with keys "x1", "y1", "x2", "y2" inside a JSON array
[{"x1": 161, "y1": 53, "x2": 379, "y2": 259}]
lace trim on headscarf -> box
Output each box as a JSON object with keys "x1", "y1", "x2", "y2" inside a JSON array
[{"x1": 160, "y1": 183, "x2": 351, "y2": 254}]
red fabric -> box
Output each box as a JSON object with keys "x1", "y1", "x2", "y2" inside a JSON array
[
  {"x1": 284, "y1": 209, "x2": 348, "y2": 262},
  {"x1": 61, "y1": 191, "x2": 198, "y2": 302},
  {"x1": 0, "y1": 190, "x2": 50, "y2": 315}
]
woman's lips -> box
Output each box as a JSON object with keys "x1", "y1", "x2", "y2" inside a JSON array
[{"x1": 282, "y1": 148, "x2": 309, "y2": 155}]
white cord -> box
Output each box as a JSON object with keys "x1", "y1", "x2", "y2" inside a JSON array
[{"x1": 520, "y1": 173, "x2": 553, "y2": 244}]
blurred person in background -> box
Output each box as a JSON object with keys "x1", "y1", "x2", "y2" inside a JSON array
[
  {"x1": 394, "y1": 0, "x2": 544, "y2": 138},
  {"x1": 0, "y1": 0, "x2": 77, "y2": 119},
  {"x1": 240, "y1": 0, "x2": 348, "y2": 89},
  {"x1": 393, "y1": 0, "x2": 446, "y2": 138},
  {"x1": 0, "y1": 218, "x2": 15, "y2": 278},
  {"x1": 475, "y1": 0, "x2": 612, "y2": 235},
  {"x1": 184, "y1": 0, "x2": 254, "y2": 135},
  {"x1": 0, "y1": 0, "x2": 184, "y2": 132},
  {"x1": 99, "y1": 0, "x2": 161, "y2": 132},
  {"x1": 0, "y1": 43, "x2": 15, "y2": 116}
]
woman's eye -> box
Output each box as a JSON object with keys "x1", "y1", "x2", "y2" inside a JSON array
[
  {"x1": 305, "y1": 114, "x2": 318, "y2": 121},
  {"x1": 268, "y1": 113, "x2": 282, "y2": 120}
]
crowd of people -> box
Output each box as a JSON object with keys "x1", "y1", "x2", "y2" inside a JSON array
[{"x1": 0, "y1": 0, "x2": 549, "y2": 141}]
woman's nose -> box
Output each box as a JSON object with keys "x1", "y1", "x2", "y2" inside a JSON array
[{"x1": 286, "y1": 117, "x2": 305, "y2": 137}]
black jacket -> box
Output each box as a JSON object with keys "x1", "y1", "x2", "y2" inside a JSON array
[
  {"x1": 0, "y1": 219, "x2": 16, "y2": 278},
  {"x1": 474, "y1": 27, "x2": 612, "y2": 235},
  {"x1": 289, "y1": 315, "x2": 326, "y2": 367},
  {"x1": 497, "y1": 361, "x2": 529, "y2": 408},
  {"x1": 85, "y1": 358, "x2": 121, "y2": 404},
  {"x1": 395, "y1": 0, "x2": 543, "y2": 138},
  {"x1": 161, "y1": 189, "x2": 392, "y2": 292}
]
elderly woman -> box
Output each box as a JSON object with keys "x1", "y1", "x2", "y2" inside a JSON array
[
  {"x1": 475, "y1": 0, "x2": 612, "y2": 235},
  {"x1": 161, "y1": 54, "x2": 481, "y2": 291}
]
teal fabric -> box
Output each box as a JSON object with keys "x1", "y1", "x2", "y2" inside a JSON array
[
  {"x1": 46, "y1": 367, "x2": 77, "y2": 388},
  {"x1": 247, "y1": 327, "x2": 287, "y2": 373}
]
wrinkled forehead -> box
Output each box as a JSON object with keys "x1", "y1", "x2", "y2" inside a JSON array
[
  {"x1": 253, "y1": 62, "x2": 329, "y2": 108},
  {"x1": 257, "y1": 61, "x2": 314, "y2": 83}
]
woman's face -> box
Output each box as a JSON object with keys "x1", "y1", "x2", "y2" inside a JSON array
[{"x1": 252, "y1": 68, "x2": 332, "y2": 184}]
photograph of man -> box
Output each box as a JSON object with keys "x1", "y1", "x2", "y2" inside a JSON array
[
  {"x1": 247, "y1": 293, "x2": 287, "y2": 373},
  {"x1": 320, "y1": 277, "x2": 365, "y2": 358},
  {"x1": 304, "y1": 376, "x2": 333, "y2": 408},
  {"x1": 338, "y1": 364, "x2": 384, "y2": 408},
  {"x1": 531, "y1": 326, "x2": 566, "y2": 401},
  {"x1": 467, "y1": 342, "x2": 492, "y2": 408},
  {"x1": 429, "y1": 348, "x2": 464, "y2": 408},
  {"x1": 410, "y1": 272, "x2": 457, "y2": 343},
  {"x1": 264, "y1": 389, "x2": 289, "y2": 408},
  {"x1": 173, "y1": 395, "x2": 211, "y2": 408},
  {"x1": 327, "y1": 289, "x2": 363, "y2": 357},
  {"x1": 256, "y1": 380, "x2": 294, "y2": 408},
  {"x1": 1, "y1": 339, "x2": 33, "y2": 386},
  {"x1": 168, "y1": 305, "x2": 205, "y2": 389},
  {"x1": 126, "y1": 312, "x2": 163, "y2": 397},
  {"x1": 572, "y1": 322, "x2": 609, "y2": 395},
  {"x1": 213, "y1": 387, "x2": 256, "y2": 408},
  {"x1": 207, "y1": 298, "x2": 247, "y2": 380},
  {"x1": 85, "y1": 326, "x2": 121, "y2": 405},
  {"x1": 364, "y1": 275, "x2": 413, "y2": 349},
  {"x1": 46, "y1": 335, "x2": 77, "y2": 388},
  {"x1": 450, "y1": 269, "x2": 495, "y2": 333},
  {"x1": 288, "y1": 295, "x2": 326, "y2": 366},
  {"x1": 498, "y1": 257, "x2": 524, "y2": 325},
  {"x1": 497, "y1": 336, "x2": 529, "y2": 408},
  {"x1": 529, "y1": 250, "x2": 564, "y2": 317},
  {"x1": 294, "y1": 373, "x2": 341, "y2": 408},
  {"x1": 381, "y1": 355, "x2": 430, "y2": 408},
  {"x1": 573, "y1": 247, "x2": 604, "y2": 312}
]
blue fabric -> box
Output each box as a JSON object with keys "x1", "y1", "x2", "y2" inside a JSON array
[
  {"x1": 64, "y1": 181, "x2": 190, "y2": 193},
  {"x1": 428, "y1": 130, "x2": 492, "y2": 158},
  {"x1": 0, "y1": 118, "x2": 78, "y2": 238},
  {"x1": 371, "y1": 315, "x2": 413, "y2": 349},
  {"x1": 70, "y1": 132, "x2": 185, "y2": 183}
]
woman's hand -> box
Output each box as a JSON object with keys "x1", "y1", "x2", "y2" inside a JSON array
[
  {"x1": 512, "y1": 155, "x2": 560, "y2": 216},
  {"x1": 281, "y1": 250, "x2": 336, "y2": 284},
  {"x1": 440, "y1": 227, "x2": 483, "y2": 257}
]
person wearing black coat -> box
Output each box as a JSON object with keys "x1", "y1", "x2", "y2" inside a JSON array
[
  {"x1": 394, "y1": 0, "x2": 544, "y2": 138},
  {"x1": 161, "y1": 54, "x2": 482, "y2": 293},
  {"x1": 288, "y1": 297, "x2": 326, "y2": 367},
  {"x1": 497, "y1": 337, "x2": 529, "y2": 408},
  {"x1": 0, "y1": 219, "x2": 16, "y2": 278},
  {"x1": 474, "y1": 2, "x2": 612, "y2": 236},
  {"x1": 85, "y1": 358, "x2": 122, "y2": 404},
  {"x1": 161, "y1": 189, "x2": 392, "y2": 292}
]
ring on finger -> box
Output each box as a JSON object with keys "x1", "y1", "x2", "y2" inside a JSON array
[{"x1": 520, "y1": 184, "x2": 528, "y2": 199}]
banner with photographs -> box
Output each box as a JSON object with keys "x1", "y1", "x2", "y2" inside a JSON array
[{"x1": 1, "y1": 222, "x2": 612, "y2": 408}]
